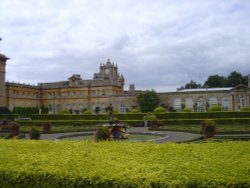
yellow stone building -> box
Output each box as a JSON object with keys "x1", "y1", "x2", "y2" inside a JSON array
[{"x1": 0, "y1": 53, "x2": 250, "y2": 113}]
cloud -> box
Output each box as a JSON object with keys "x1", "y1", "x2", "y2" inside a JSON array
[{"x1": 1, "y1": 0, "x2": 250, "y2": 91}]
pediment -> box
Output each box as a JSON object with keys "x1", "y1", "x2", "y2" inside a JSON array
[{"x1": 230, "y1": 84, "x2": 249, "y2": 91}]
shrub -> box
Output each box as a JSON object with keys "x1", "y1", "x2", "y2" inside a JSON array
[
  {"x1": 129, "y1": 109, "x2": 141, "y2": 113},
  {"x1": 240, "y1": 107, "x2": 250, "y2": 112},
  {"x1": 42, "y1": 122, "x2": 51, "y2": 132},
  {"x1": 146, "y1": 114, "x2": 163, "y2": 128},
  {"x1": 3, "y1": 122, "x2": 20, "y2": 139},
  {"x1": 95, "y1": 126, "x2": 111, "y2": 141},
  {"x1": 153, "y1": 106, "x2": 166, "y2": 113},
  {"x1": 182, "y1": 107, "x2": 192, "y2": 112},
  {"x1": 208, "y1": 105, "x2": 221, "y2": 112},
  {"x1": 59, "y1": 108, "x2": 71, "y2": 114},
  {"x1": 0, "y1": 140, "x2": 249, "y2": 187},
  {"x1": 201, "y1": 119, "x2": 216, "y2": 138},
  {"x1": 0, "y1": 107, "x2": 11, "y2": 114},
  {"x1": 29, "y1": 127, "x2": 41, "y2": 140},
  {"x1": 83, "y1": 110, "x2": 92, "y2": 115}
]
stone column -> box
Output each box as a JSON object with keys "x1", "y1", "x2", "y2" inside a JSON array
[{"x1": 231, "y1": 95, "x2": 235, "y2": 111}]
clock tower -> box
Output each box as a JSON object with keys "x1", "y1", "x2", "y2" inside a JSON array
[{"x1": 93, "y1": 59, "x2": 125, "y2": 88}]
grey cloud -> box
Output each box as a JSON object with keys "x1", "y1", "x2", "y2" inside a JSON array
[{"x1": 1, "y1": 0, "x2": 250, "y2": 91}]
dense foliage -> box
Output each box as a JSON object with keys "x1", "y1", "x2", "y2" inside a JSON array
[
  {"x1": 12, "y1": 106, "x2": 48, "y2": 115},
  {"x1": 136, "y1": 90, "x2": 160, "y2": 113},
  {"x1": 178, "y1": 71, "x2": 248, "y2": 89},
  {"x1": 0, "y1": 140, "x2": 249, "y2": 187},
  {"x1": 0, "y1": 107, "x2": 11, "y2": 114}
]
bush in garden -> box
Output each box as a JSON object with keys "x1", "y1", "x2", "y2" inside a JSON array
[
  {"x1": 201, "y1": 119, "x2": 216, "y2": 138},
  {"x1": 29, "y1": 127, "x2": 41, "y2": 140},
  {"x1": 0, "y1": 107, "x2": 12, "y2": 114},
  {"x1": 83, "y1": 110, "x2": 92, "y2": 115},
  {"x1": 129, "y1": 108, "x2": 141, "y2": 113},
  {"x1": 42, "y1": 122, "x2": 51, "y2": 132},
  {"x1": 208, "y1": 105, "x2": 221, "y2": 112},
  {"x1": 153, "y1": 106, "x2": 166, "y2": 113},
  {"x1": 4, "y1": 122, "x2": 20, "y2": 139},
  {"x1": 59, "y1": 108, "x2": 71, "y2": 114},
  {"x1": 146, "y1": 114, "x2": 163, "y2": 128},
  {"x1": 95, "y1": 126, "x2": 111, "y2": 141},
  {"x1": 240, "y1": 107, "x2": 250, "y2": 112},
  {"x1": 182, "y1": 107, "x2": 192, "y2": 112}
]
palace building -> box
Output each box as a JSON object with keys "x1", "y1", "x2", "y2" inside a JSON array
[{"x1": 0, "y1": 53, "x2": 250, "y2": 113}]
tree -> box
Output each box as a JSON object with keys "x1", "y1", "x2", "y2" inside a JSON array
[
  {"x1": 136, "y1": 90, "x2": 160, "y2": 113},
  {"x1": 227, "y1": 71, "x2": 247, "y2": 87},
  {"x1": 178, "y1": 80, "x2": 202, "y2": 90},
  {"x1": 204, "y1": 75, "x2": 227, "y2": 88}
]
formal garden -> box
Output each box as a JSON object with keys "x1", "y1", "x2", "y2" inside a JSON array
[{"x1": 0, "y1": 106, "x2": 250, "y2": 187}]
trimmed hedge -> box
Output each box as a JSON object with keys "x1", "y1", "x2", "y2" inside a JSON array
[
  {"x1": 0, "y1": 140, "x2": 249, "y2": 187},
  {"x1": 1, "y1": 112, "x2": 250, "y2": 121},
  {"x1": 154, "y1": 112, "x2": 250, "y2": 119}
]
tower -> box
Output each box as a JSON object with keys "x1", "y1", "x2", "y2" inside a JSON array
[{"x1": 0, "y1": 53, "x2": 9, "y2": 107}]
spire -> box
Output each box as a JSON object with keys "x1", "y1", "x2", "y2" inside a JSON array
[{"x1": 106, "y1": 58, "x2": 111, "y2": 65}]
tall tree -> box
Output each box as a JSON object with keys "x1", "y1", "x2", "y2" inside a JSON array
[
  {"x1": 227, "y1": 71, "x2": 247, "y2": 87},
  {"x1": 178, "y1": 80, "x2": 202, "y2": 90},
  {"x1": 203, "y1": 75, "x2": 227, "y2": 88},
  {"x1": 136, "y1": 90, "x2": 160, "y2": 113}
]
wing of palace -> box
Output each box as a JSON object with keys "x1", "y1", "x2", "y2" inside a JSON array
[{"x1": 1, "y1": 54, "x2": 250, "y2": 113}]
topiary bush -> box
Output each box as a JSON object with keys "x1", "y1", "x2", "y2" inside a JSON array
[
  {"x1": 129, "y1": 109, "x2": 141, "y2": 113},
  {"x1": 42, "y1": 122, "x2": 51, "y2": 132},
  {"x1": 201, "y1": 119, "x2": 216, "y2": 138},
  {"x1": 59, "y1": 108, "x2": 71, "y2": 114},
  {"x1": 29, "y1": 126, "x2": 41, "y2": 140},
  {"x1": 83, "y1": 110, "x2": 92, "y2": 115},
  {"x1": 208, "y1": 105, "x2": 221, "y2": 112},
  {"x1": 95, "y1": 126, "x2": 111, "y2": 141},
  {"x1": 153, "y1": 106, "x2": 166, "y2": 113},
  {"x1": 182, "y1": 107, "x2": 192, "y2": 112}
]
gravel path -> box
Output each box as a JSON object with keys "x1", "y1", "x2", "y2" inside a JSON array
[{"x1": 25, "y1": 127, "x2": 203, "y2": 143}]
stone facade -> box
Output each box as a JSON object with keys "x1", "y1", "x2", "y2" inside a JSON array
[
  {"x1": 1, "y1": 55, "x2": 250, "y2": 113},
  {"x1": 0, "y1": 54, "x2": 9, "y2": 107}
]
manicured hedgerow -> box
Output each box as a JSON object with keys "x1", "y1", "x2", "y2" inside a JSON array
[{"x1": 0, "y1": 140, "x2": 249, "y2": 187}]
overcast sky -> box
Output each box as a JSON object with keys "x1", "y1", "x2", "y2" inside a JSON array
[{"x1": 1, "y1": 0, "x2": 250, "y2": 92}]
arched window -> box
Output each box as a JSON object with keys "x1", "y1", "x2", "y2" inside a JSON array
[
  {"x1": 197, "y1": 97, "x2": 205, "y2": 112},
  {"x1": 185, "y1": 98, "x2": 193, "y2": 110},
  {"x1": 209, "y1": 97, "x2": 218, "y2": 106},
  {"x1": 173, "y1": 98, "x2": 182, "y2": 111},
  {"x1": 237, "y1": 95, "x2": 245, "y2": 110},
  {"x1": 221, "y1": 96, "x2": 230, "y2": 111}
]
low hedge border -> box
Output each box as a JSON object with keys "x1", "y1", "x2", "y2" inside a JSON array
[{"x1": 1, "y1": 112, "x2": 250, "y2": 121}]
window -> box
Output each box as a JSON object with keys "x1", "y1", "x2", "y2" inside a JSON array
[
  {"x1": 237, "y1": 95, "x2": 245, "y2": 110},
  {"x1": 120, "y1": 103, "x2": 126, "y2": 113},
  {"x1": 197, "y1": 97, "x2": 205, "y2": 112},
  {"x1": 173, "y1": 98, "x2": 182, "y2": 111},
  {"x1": 221, "y1": 97, "x2": 230, "y2": 111},
  {"x1": 185, "y1": 98, "x2": 193, "y2": 110},
  {"x1": 209, "y1": 97, "x2": 218, "y2": 106}
]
